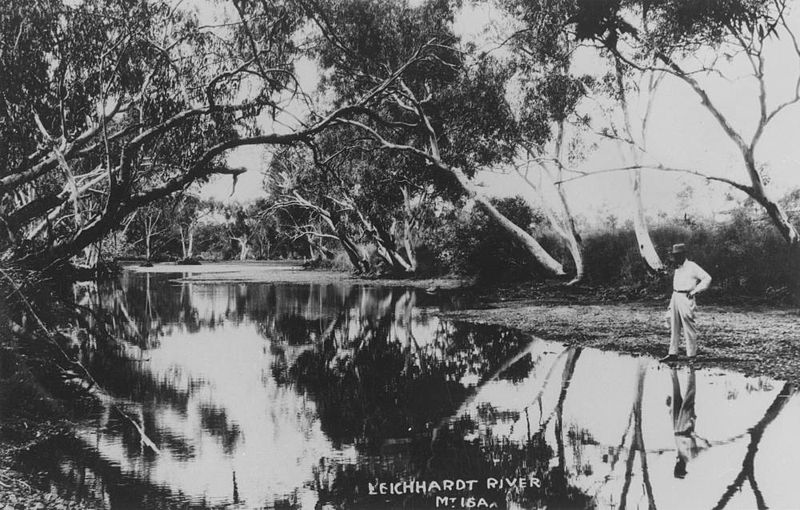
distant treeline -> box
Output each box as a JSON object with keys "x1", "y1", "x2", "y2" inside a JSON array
[{"x1": 113, "y1": 193, "x2": 798, "y2": 298}]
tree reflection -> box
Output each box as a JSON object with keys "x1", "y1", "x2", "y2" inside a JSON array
[
  {"x1": 711, "y1": 382, "x2": 795, "y2": 510},
  {"x1": 619, "y1": 362, "x2": 656, "y2": 510},
  {"x1": 294, "y1": 334, "x2": 597, "y2": 509}
]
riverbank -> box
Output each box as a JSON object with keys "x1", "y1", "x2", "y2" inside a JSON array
[
  {"x1": 442, "y1": 280, "x2": 800, "y2": 385},
  {"x1": 446, "y1": 298, "x2": 800, "y2": 384}
]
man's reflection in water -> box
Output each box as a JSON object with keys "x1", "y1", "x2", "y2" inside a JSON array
[{"x1": 670, "y1": 367, "x2": 710, "y2": 478}]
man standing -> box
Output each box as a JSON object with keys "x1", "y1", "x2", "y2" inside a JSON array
[{"x1": 661, "y1": 243, "x2": 712, "y2": 363}]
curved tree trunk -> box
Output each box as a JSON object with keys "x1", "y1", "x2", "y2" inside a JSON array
[
  {"x1": 631, "y1": 169, "x2": 664, "y2": 271},
  {"x1": 356, "y1": 212, "x2": 415, "y2": 274},
  {"x1": 453, "y1": 169, "x2": 565, "y2": 276},
  {"x1": 556, "y1": 184, "x2": 585, "y2": 284},
  {"x1": 517, "y1": 120, "x2": 585, "y2": 285},
  {"x1": 425, "y1": 114, "x2": 565, "y2": 276},
  {"x1": 349, "y1": 80, "x2": 567, "y2": 278}
]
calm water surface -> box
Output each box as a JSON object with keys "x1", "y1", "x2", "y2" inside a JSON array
[{"x1": 17, "y1": 269, "x2": 800, "y2": 509}]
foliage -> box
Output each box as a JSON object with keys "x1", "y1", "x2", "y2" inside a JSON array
[
  {"x1": 583, "y1": 207, "x2": 796, "y2": 295},
  {"x1": 422, "y1": 196, "x2": 564, "y2": 280},
  {"x1": 311, "y1": 0, "x2": 528, "y2": 177}
]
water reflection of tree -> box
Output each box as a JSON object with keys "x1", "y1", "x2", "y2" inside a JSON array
[
  {"x1": 16, "y1": 274, "x2": 279, "y2": 505},
  {"x1": 711, "y1": 382, "x2": 795, "y2": 510},
  {"x1": 23, "y1": 275, "x2": 466, "y2": 508},
  {"x1": 590, "y1": 366, "x2": 797, "y2": 510},
  {"x1": 289, "y1": 312, "x2": 533, "y2": 448},
  {"x1": 294, "y1": 321, "x2": 598, "y2": 510},
  {"x1": 19, "y1": 434, "x2": 203, "y2": 509},
  {"x1": 618, "y1": 362, "x2": 656, "y2": 510}
]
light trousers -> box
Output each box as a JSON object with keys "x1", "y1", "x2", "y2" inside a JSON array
[{"x1": 668, "y1": 293, "x2": 698, "y2": 356}]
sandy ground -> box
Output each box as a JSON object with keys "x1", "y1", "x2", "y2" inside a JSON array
[
  {"x1": 125, "y1": 260, "x2": 472, "y2": 289},
  {"x1": 445, "y1": 299, "x2": 800, "y2": 385}
]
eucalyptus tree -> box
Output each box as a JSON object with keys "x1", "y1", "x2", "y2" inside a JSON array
[
  {"x1": 0, "y1": 0, "x2": 438, "y2": 274},
  {"x1": 496, "y1": 0, "x2": 600, "y2": 281},
  {"x1": 226, "y1": 206, "x2": 254, "y2": 261},
  {"x1": 269, "y1": 144, "x2": 373, "y2": 270},
  {"x1": 270, "y1": 123, "x2": 439, "y2": 274},
  {"x1": 304, "y1": 0, "x2": 570, "y2": 277},
  {"x1": 172, "y1": 194, "x2": 208, "y2": 261},
  {"x1": 495, "y1": 0, "x2": 673, "y2": 273},
  {"x1": 563, "y1": 1, "x2": 800, "y2": 259},
  {"x1": 128, "y1": 199, "x2": 172, "y2": 262}
]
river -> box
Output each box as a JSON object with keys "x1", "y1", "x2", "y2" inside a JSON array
[{"x1": 15, "y1": 268, "x2": 800, "y2": 509}]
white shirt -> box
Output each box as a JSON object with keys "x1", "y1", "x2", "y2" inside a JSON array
[{"x1": 673, "y1": 260, "x2": 712, "y2": 293}]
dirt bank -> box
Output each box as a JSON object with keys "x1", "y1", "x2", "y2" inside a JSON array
[
  {"x1": 125, "y1": 260, "x2": 472, "y2": 290},
  {"x1": 445, "y1": 298, "x2": 800, "y2": 385}
]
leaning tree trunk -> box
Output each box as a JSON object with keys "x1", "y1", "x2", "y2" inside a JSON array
[
  {"x1": 379, "y1": 87, "x2": 566, "y2": 277},
  {"x1": 556, "y1": 184, "x2": 585, "y2": 284},
  {"x1": 474, "y1": 194, "x2": 565, "y2": 275},
  {"x1": 412, "y1": 157, "x2": 567, "y2": 276},
  {"x1": 357, "y1": 212, "x2": 415, "y2": 275},
  {"x1": 334, "y1": 225, "x2": 370, "y2": 273},
  {"x1": 631, "y1": 170, "x2": 664, "y2": 272},
  {"x1": 430, "y1": 142, "x2": 565, "y2": 276},
  {"x1": 551, "y1": 121, "x2": 586, "y2": 283},
  {"x1": 399, "y1": 186, "x2": 419, "y2": 273},
  {"x1": 516, "y1": 164, "x2": 583, "y2": 282},
  {"x1": 83, "y1": 242, "x2": 100, "y2": 269}
]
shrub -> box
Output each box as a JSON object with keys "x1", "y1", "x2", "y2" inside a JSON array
[
  {"x1": 581, "y1": 211, "x2": 795, "y2": 294},
  {"x1": 421, "y1": 196, "x2": 568, "y2": 282}
]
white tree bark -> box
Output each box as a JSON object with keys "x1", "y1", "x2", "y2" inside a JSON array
[{"x1": 614, "y1": 58, "x2": 664, "y2": 272}]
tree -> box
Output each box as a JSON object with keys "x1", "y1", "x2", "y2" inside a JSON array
[
  {"x1": 173, "y1": 194, "x2": 209, "y2": 261},
  {"x1": 496, "y1": 0, "x2": 598, "y2": 281},
  {"x1": 497, "y1": 0, "x2": 665, "y2": 274},
  {"x1": 127, "y1": 200, "x2": 171, "y2": 262},
  {"x1": 269, "y1": 148, "x2": 372, "y2": 271},
  {"x1": 225, "y1": 205, "x2": 255, "y2": 261},
  {"x1": 269, "y1": 123, "x2": 438, "y2": 275},
  {"x1": 0, "y1": 0, "x2": 437, "y2": 273},
  {"x1": 566, "y1": 0, "x2": 800, "y2": 270},
  {"x1": 305, "y1": 0, "x2": 568, "y2": 277}
]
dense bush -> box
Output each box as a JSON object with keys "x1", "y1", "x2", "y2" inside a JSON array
[
  {"x1": 421, "y1": 196, "x2": 567, "y2": 281},
  {"x1": 418, "y1": 195, "x2": 796, "y2": 295},
  {"x1": 582, "y1": 209, "x2": 795, "y2": 294}
]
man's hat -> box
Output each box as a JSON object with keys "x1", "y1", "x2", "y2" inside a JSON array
[{"x1": 671, "y1": 243, "x2": 687, "y2": 254}]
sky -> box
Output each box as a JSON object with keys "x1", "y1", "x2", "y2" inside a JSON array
[{"x1": 198, "y1": 1, "x2": 800, "y2": 227}]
